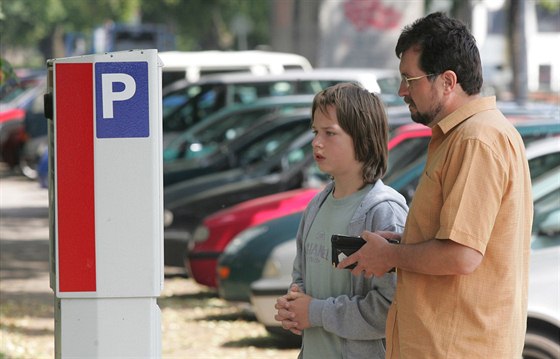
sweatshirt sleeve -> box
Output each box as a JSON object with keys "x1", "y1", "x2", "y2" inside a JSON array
[
  {"x1": 307, "y1": 199, "x2": 408, "y2": 340},
  {"x1": 290, "y1": 211, "x2": 307, "y2": 292}
]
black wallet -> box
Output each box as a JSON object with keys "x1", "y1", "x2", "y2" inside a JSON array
[{"x1": 331, "y1": 234, "x2": 399, "y2": 270}]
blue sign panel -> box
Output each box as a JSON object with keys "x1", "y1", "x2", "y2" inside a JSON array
[{"x1": 95, "y1": 62, "x2": 149, "y2": 138}]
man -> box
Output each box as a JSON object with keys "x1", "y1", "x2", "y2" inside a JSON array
[{"x1": 339, "y1": 12, "x2": 533, "y2": 358}]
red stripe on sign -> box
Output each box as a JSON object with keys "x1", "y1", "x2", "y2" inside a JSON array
[{"x1": 55, "y1": 63, "x2": 96, "y2": 292}]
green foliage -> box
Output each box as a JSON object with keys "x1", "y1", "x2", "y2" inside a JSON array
[
  {"x1": 539, "y1": 0, "x2": 560, "y2": 12},
  {"x1": 140, "y1": 0, "x2": 270, "y2": 50},
  {"x1": 0, "y1": 0, "x2": 270, "y2": 65},
  {"x1": 0, "y1": 57, "x2": 17, "y2": 85},
  {"x1": 0, "y1": 0, "x2": 141, "y2": 48}
]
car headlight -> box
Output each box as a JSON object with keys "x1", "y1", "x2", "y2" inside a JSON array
[
  {"x1": 260, "y1": 239, "x2": 297, "y2": 279},
  {"x1": 192, "y1": 225, "x2": 210, "y2": 242},
  {"x1": 163, "y1": 209, "x2": 173, "y2": 227},
  {"x1": 261, "y1": 258, "x2": 281, "y2": 279}
]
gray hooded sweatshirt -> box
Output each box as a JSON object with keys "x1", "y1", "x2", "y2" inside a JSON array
[{"x1": 291, "y1": 180, "x2": 408, "y2": 359}]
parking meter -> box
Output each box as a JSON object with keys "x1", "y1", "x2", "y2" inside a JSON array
[{"x1": 45, "y1": 49, "x2": 163, "y2": 358}]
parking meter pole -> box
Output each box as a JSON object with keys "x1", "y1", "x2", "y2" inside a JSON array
[{"x1": 46, "y1": 50, "x2": 164, "y2": 358}]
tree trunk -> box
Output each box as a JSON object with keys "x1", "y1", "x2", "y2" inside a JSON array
[{"x1": 508, "y1": 0, "x2": 528, "y2": 105}]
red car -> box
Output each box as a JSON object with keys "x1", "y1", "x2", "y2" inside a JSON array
[
  {"x1": 186, "y1": 122, "x2": 433, "y2": 289},
  {"x1": 186, "y1": 187, "x2": 322, "y2": 287},
  {"x1": 0, "y1": 71, "x2": 46, "y2": 170}
]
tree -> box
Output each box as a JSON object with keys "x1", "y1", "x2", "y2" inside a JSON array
[
  {"x1": 1, "y1": 0, "x2": 140, "y2": 63},
  {"x1": 140, "y1": 0, "x2": 270, "y2": 51},
  {"x1": 0, "y1": 0, "x2": 271, "y2": 67}
]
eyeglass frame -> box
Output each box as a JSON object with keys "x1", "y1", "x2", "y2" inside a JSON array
[{"x1": 400, "y1": 73, "x2": 436, "y2": 88}]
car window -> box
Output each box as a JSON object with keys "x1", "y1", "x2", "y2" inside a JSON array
[
  {"x1": 386, "y1": 136, "x2": 430, "y2": 180},
  {"x1": 164, "y1": 109, "x2": 275, "y2": 162},
  {"x1": 286, "y1": 141, "x2": 312, "y2": 167},
  {"x1": 377, "y1": 76, "x2": 404, "y2": 106},
  {"x1": 163, "y1": 77, "x2": 371, "y2": 133},
  {"x1": 531, "y1": 188, "x2": 560, "y2": 250},
  {"x1": 528, "y1": 152, "x2": 560, "y2": 180},
  {"x1": 238, "y1": 122, "x2": 310, "y2": 166},
  {"x1": 164, "y1": 101, "x2": 311, "y2": 163},
  {"x1": 163, "y1": 85, "x2": 227, "y2": 132}
]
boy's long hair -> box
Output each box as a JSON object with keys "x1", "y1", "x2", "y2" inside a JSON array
[{"x1": 311, "y1": 82, "x2": 388, "y2": 184}]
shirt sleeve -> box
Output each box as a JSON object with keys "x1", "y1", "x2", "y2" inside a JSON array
[{"x1": 436, "y1": 138, "x2": 507, "y2": 254}]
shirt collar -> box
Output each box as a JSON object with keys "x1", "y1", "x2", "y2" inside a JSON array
[{"x1": 435, "y1": 96, "x2": 497, "y2": 135}]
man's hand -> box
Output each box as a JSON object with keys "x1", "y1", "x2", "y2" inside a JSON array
[{"x1": 337, "y1": 230, "x2": 401, "y2": 277}]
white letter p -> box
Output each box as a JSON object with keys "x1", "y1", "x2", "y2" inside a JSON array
[{"x1": 101, "y1": 73, "x2": 136, "y2": 119}]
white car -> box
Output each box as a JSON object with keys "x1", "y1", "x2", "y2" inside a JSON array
[
  {"x1": 524, "y1": 168, "x2": 560, "y2": 359},
  {"x1": 158, "y1": 50, "x2": 313, "y2": 85},
  {"x1": 250, "y1": 238, "x2": 297, "y2": 334}
]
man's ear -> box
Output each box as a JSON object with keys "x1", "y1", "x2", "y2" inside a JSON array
[{"x1": 441, "y1": 70, "x2": 457, "y2": 93}]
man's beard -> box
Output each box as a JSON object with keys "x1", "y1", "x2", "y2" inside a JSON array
[
  {"x1": 411, "y1": 111, "x2": 431, "y2": 126},
  {"x1": 407, "y1": 98, "x2": 443, "y2": 126}
]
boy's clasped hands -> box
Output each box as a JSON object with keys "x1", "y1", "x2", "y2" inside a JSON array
[{"x1": 274, "y1": 284, "x2": 310, "y2": 336}]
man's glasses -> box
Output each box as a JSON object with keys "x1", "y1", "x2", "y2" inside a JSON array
[{"x1": 400, "y1": 73, "x2": 435, "y2": 88}]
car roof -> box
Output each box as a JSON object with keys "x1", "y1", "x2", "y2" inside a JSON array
[
  {"x1": 164, "y1": 68, "x2": 399, "y2": 94},
  {"x1": 180, "y1": 95, "x2": 314, "y2": 136},
  {"x1": 159, "y1": 50, "x2": 313, "y2": 70}
]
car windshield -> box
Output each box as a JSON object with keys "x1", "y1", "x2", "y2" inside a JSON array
[
  {"x1": 162, "y1": 84, "x2": 227, "y2": 131},
  {"x1": 529, "y1": 150, "x2": 560, "y2": 180},
  {"x1": 530, "y1": 168, "x2": 560, "y2": 250},
  {"x1": 163, "y1": 104, "x2": 311, "y2": 162},
  {"x1": 385, "y1": 136, "x2": 430, "y2": 181},
  {"x1": 162, "y1": 79, "x2": 353, "y2": 133},
  {"x1": 377, "y1": 76, "x2": 404, "y2": 106},
  {"x1": 237, "y1": 122, "x2": 310, "y2": 167}
]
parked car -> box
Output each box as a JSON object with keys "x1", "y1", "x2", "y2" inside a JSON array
[
  {"x1": 218, "y1": 212, "x2": 304, "y2": 303},
  {"x1": 163, "y1": 106, "x2": 313, "y2": 187},
  {"x1": 248, "y1": 135, "x2": 560, "y2": 339},
  {"x1": 214, "y1": 124, "x2": 432, "y2": 299},
  {"x1": 18, "y1": 90, "x2": 48, "y2": 179},
  {"x1": 192, "y1": 187, "x2": 322, "y2": 289},
  {"x1": 163, "y1": 95, "x2": 314, "y2": 163},
  {"x1": 387, "y1": 120, "x2": 560, "y2": 204},
  {"x1": 163, "y1": 123, "x2": 315, "y2": 267},
  {"x1": 158, "y1": 50, "x2": 313, "y2": 87},
  {"x1": 0, "y1": 71, "x2": 46, "y2": 169},
  {"x1": 161, "y1": 68, "x2": 406, "y2": 145},
  {"x1": 525, "y1": 166, "x2": 560, "y2": 359}
]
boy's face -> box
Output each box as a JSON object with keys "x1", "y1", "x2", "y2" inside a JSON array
[{"x1": 311, "y1": 105, "x2": 362, "y2": 182}]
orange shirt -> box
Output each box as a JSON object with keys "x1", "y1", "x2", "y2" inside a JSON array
[{"x1": 386, "y1": 97, "x2": 533, "y2": 358}]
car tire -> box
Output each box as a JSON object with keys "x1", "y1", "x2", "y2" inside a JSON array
[
  {"x1": 523, "y1": 330, "x2": 560, "y2": 359},
  {"x1": 19, "y1": 157, "x2": 38, "y2": 180}
]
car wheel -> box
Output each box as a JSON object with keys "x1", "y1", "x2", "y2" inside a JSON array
[
  {"x1": 19, "y1": 157, "x2": 38, "y2": 180},
  {"x1": 523, "y1": 330, "x2": 560, "y2": 359}
]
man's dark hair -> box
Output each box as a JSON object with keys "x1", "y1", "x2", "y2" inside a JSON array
[
  {"x1": 312, "y1": 82, "x2": 388, "y2": 184},
  {"x1": 395, "y1": 12, "x2": 483, "y2": 95}
]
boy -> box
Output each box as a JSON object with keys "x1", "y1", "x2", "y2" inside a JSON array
[{"x1": 275, "y1": 82, "x2": 408, "y2": 358}]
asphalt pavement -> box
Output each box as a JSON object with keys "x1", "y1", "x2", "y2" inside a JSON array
[
  {"x1": 0, "y1": 165, "x2": 300, "y2": 358},
  {"x1": 0, "y1": 166, "x2": 51, "y2": 298}
]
